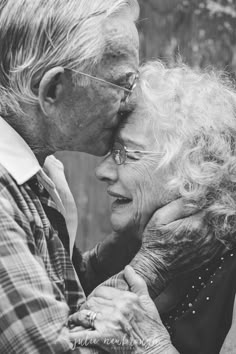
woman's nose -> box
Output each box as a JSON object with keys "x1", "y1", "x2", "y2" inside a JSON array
[{"x1": 95, "y1": 155, "x2": 118, "y2": 183}]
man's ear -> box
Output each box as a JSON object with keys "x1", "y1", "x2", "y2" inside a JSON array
[{"x1": 38, "y1": 67, "x2": 65, "y2": 116}]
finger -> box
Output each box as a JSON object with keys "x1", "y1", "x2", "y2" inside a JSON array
[
  {"x1": 68, "y1": 309, "x2": 96, "y2": 329},
  {"x1": 164, "y1": 210, "x2": 205, "y2": 236},
  {"x1": 148, "y1": 198, "x2": 200, "y2": 227},
  {"x1": 101, "y1": 271, "x2": 130, "y2": 292},
  {"x1": 83, "y1": 296, "x2": 113, "y2": 311},
  {"x1": 185, "y1": 211, "x2": 205, "y2": 231},
  {"x1": 89, "y1": 285, "x2": 127, "y2": 300},
  {"x1": 69, "y1": 326, "x2": 87, "y2": 333},
  {"x1": 124, "y1": 265, "x2": 148, "y2": 296}
]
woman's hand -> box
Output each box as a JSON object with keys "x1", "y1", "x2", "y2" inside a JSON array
[{"x1": 68, "y1": 266, "x2": 178, "y2": 353}]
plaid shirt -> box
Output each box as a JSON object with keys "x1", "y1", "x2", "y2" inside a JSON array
[
  {"x1": 0, "y1": 162, "x2": 89, "y2": 353},
  {"x1": 0, "y1": 118, "x2": 105, "y2": 353},
  {"x1": 0, "y1": 118, "x2": 160, "y2": 354}
]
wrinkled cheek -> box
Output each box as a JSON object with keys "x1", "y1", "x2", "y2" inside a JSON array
[
  {"x1": 131, "y1": 183, "x2": 150, "y2": 227},
  {"x1": 128, "y1": 166, "x2": 152, "y2": 222}
]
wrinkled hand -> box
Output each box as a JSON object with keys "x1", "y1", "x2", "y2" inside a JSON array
[
  {"x1": 130, "y1": 198, "x2": 213, "y2": 298},
  {"x1": 69, "y1": 266, "x2": 175, "y2": 353},
  {"x1": 146, "y1": 197, "x2": 200, "y2": 229}
]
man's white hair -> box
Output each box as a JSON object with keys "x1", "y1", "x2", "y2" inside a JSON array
[{"x1": 0, "y1": 0, "x2": 139, "y2": 116}]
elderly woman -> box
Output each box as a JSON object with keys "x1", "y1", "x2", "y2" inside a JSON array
[{"x1": 93, "y1": 61, "x2": 236, "y2": 354}]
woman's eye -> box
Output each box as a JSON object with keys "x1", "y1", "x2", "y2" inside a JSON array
[{"x1": 126, "y1": 153, "x2": 140, "y2": 161}]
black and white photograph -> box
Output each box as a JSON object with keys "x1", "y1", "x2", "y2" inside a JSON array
[{"x1": 0, "y1": 1, "x2": 236, "y2": 353}]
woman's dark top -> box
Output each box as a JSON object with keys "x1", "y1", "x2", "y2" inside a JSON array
[{"x1": 161, "y1": 250, "x2": 236, "y2": 354}]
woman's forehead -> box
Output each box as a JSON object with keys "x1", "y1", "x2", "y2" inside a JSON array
[{"x1": 118, "y1": 111, "x2": 157, "y2": 149}]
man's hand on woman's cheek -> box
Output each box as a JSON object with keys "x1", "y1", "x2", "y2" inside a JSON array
[
  {"x1": 68, "y1": 266, "x2": 178, "y2": 353},
  {"x1": 131, "y1": 198, "x2": 207, "y2": 298},
  {"x1": 147, "y1": 197, "x2": 200, "y2": 228}
]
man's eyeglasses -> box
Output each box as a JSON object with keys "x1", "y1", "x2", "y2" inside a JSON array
[
  {"x1": 68, "y1": 68, "x2": 139, "y2": 104},
  {"x1": 110, "y1": 141, "x2": 164, "y2": 165}
]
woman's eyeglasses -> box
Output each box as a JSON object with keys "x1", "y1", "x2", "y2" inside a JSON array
[
  {"x1": 110, "y1": 141, "x2": 164, "y2": 165},
  {"x1": 68, "y1": 69, "x2": 139, "y2": 105}
]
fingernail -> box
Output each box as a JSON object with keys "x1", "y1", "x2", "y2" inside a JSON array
[
  {"x1": 125, "y1": 265, "x2": 134, "y2": 272},
  {"x1": 67, "y1": 318, "x2": 75, "y2": 329}
]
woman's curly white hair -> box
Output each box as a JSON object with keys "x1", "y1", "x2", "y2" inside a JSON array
[{"x1": 137, "y1": 60, "x2": 236, "y2": 250}]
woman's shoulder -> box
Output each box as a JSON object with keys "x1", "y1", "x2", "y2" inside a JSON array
[{"x1": 161, "y1": 249, "x2": 236, "y2": 354}]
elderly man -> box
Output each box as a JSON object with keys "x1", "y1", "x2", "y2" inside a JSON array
[{"x1": 0, "y1": 1, "x2": 182, "y2": 353}]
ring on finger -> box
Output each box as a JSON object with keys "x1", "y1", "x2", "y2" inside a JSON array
[{"x1": 87, "y1": 310, "x2": 97, "y2": 329}]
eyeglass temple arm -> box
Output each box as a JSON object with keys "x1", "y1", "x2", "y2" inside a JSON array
[
  {"x1": 125, "y1": 148, "x2": 164, "y2": 155},
  {"x1": 69, "y1": 69, "x2": 132, "y2": 93}
]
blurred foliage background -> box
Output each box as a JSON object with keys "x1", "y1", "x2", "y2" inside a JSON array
[{"x1": 57, "y1": 0, "x2": 236, "y2": 252}]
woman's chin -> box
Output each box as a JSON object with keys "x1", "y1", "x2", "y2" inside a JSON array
[{"x1": 110, "y1": 213, "x2": 133, "y2": 233}]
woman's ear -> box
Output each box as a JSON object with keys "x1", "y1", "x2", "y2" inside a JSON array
[{"x1": 38, "y1": 67, "x2": 65, "y2": 116}]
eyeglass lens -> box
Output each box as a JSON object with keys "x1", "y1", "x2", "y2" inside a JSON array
[
  {"x1": 111, "y1": 142, "x2": 126, "y2": 165},
  {"x1": 122, "y1": 73, "x2": 138, "y2": 104}
]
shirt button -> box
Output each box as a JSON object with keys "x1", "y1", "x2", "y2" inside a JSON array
[{"x1": 37, "y1": 182, "x2": 44, "y2": 193}]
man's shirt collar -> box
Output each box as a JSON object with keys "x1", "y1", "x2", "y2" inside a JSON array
[
  {"x1": 0, "y1": 117, "x2": 77, "y2": 256},
  {"x1": 0, "y1": 116, "x2": 41, "y2": 185},
  {"x1": 0, "y1": 117, "x2": 65, "y2": 216},
  {"x1": 0, "y1": 117, "x2": 65, "y2": 215}
]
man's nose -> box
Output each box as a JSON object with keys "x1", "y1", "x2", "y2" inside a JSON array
[{"x1": 96, "y1": 155, "x2": 118, "y2": 183}]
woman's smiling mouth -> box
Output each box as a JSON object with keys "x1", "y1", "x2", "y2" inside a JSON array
[{"x1": 107, "y1": 190, "x2": 132, "y2": 209}]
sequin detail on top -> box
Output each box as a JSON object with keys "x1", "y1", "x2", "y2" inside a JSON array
[{"x1": 162, "y1": 250, "x2": 236, "y2": 336}]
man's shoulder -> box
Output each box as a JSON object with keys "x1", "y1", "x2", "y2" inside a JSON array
[
  {"x1": 0, "y1": 162, "x2": 26, "y2": 202},
  {"x1": 0, "y1": 163, "x2": 37, "y2": 226},
  {"x1": 0, "y1": 162, "x2": 17, "y2": 187},
  {"x1": 0, "y1": 163, "x2": 23, "y2": 216}
]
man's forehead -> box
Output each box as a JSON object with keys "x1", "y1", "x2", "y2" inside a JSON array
[
  {"x1": 102, "y1": 16, "x2": 139, "y2": 59},
  {"x1": 104, "y1": 35, "x2": 138, "y2": 58}
]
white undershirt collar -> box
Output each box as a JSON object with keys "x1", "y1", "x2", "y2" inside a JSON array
[
  {"x1": 0, "y1": 116, "x2": 41, "y2": 185},
  {"x1": 0, "y1": 117, "x2": 77, "y2": 257}
]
